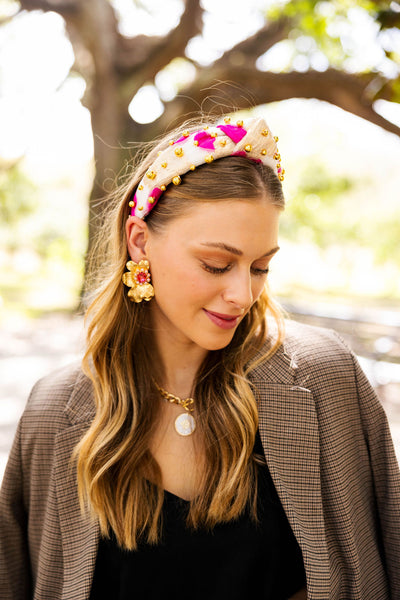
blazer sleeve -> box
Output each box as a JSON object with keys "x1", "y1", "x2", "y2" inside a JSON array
[
  {"x1": 0, "y1": 417, "x2": 32, "y2": 599},
  {"x1": 349, "y1": 347, "x2": 400, "y2": 598}
]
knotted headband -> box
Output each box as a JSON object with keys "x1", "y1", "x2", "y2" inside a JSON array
[{"x1": 129, "y1": 116, "x2": 284, "y2": 220}]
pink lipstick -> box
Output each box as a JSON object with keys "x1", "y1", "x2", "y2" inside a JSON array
[{"x1": 203, "y1": 309, "x2": 242, "y2": 330}]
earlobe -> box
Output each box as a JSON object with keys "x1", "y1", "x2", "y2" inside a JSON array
[{"x1": 125, "y1": 216, "x2": 149, "y2": 262}]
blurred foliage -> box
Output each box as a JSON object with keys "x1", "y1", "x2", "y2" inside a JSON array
[
  {"x1": 0, "y1": 163, "x2": 85, "y2": 316},
  {"x1": 356, "y1": 209, "x2": 400, "y2": 265},
  {"x1": 282, "y1": 162, "x2": 400, "y2": 266},
  {"x1": 0, "y1": 0, "x2": 19, "y2": 20},
  {"x1": 266, "y1": 0, "x2": 400, "y2": 95},
  {"x1": 0, "y1": 163, "x2": 36, "y2": 230},
  {"x1": 281, "y1": 164, "x2": 353, "y2": 246}
]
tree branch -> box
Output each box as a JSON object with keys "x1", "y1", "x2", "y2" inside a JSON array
[
  {"x1": 212, "y1": 17, "x2": 290, "y2": 68},
  {"x1": 19, "y1": 0, "x2": 79, "y2": 15},
  {"x1": 159, "y1": 68, "x2": 400, "y2": 138},
  {"x1": 377, "y1": 8, "x2": 400, "y2": 29},
  {"x1": 116, "y1": 8, "x2": 287, "y2": 113},
  {"x1": 116, "y1": 0, "x2": 204, "y2": 76}
]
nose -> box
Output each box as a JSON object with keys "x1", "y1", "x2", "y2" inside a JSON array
[{"x1": 222, "y1": 270, "x2": 253, "y2": 310}]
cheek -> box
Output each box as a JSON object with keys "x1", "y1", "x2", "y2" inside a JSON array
[
  {"x1": 180, "y1": 271, "x2": 219, "y2": 303},
  {"x1": 252, "y1": 279, "x2": 267, "y2": 304},
  {"x1": 151, "y1": 255, "x2": 215, "y2": 302},
  {"x1": 150, "y1": 250, "x2": 183, "y2": 286}
]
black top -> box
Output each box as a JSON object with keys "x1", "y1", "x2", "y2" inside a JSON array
[{"x1": 90, "y1": 432, "x2": 306, "y2": 600}]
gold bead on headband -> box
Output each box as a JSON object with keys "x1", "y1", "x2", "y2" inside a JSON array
[{"x1": 129, "y1": 116, "x2": 284, "y2": 219}]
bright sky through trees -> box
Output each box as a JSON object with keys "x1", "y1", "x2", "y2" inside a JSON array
[
  {"x1": 1, "y1": 0, "x2": 400, "y2": 308},
  {"x1": 1, "y1": 1, "x2": 400, "y2": 154}
]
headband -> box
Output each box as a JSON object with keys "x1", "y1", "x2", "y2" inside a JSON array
[{"x1": 129, "y1": 116, "x2": 284, "y2": 220}]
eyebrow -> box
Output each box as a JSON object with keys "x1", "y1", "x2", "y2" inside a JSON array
[{"x1": 200, "y1": 242, "x2": 280, "y2": 258}]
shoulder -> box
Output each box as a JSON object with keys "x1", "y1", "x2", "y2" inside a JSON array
[
  {"x1": 251, "y1": 319, "x2": 355, "y2": 385},
  {"x1": 6, "y1": 364, "x2": 93, "y2": 519},
  {"x1": 251, "y1": 320, "x2": 379, "y2": 432},
  {"x1": 283, "y1": 319, "x2": 351, "y2": 364},
  {"x1": 22, "y1": 361, "x2": 94, "y2": 429}
]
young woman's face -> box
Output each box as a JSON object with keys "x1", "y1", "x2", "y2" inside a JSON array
[{"x1": 146, "y1": 198, "x2": 280, "y2": 352}]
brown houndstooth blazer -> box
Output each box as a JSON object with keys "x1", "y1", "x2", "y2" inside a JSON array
[{"x1": 1, "y1": 321, "x2": 400, "y2": 599}]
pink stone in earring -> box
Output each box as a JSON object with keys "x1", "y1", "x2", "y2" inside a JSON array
[{"x1": 136, "y1": 269, "x2": 150, "y2": 285}]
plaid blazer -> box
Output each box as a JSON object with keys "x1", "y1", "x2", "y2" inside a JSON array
[{"x1": 1, "y1": 321, "x2": 399, "y2": 600}]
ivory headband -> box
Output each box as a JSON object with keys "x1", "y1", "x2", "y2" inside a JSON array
[{"x1": 129, "y1": 116, "x2": 284, "y2": 220}]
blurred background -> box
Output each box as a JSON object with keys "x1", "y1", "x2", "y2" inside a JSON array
[{"x1": 1, "y1": 0, "x2": 400, "y2": 479}]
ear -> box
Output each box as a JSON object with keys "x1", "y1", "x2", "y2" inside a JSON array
[{"x1": 125, "y1": 216, "x2": 149, "y2": 262}]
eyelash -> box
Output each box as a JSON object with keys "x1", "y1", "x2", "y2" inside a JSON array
[{"x1": 202, "y1": 263, "x2": 269, "y2": 277}]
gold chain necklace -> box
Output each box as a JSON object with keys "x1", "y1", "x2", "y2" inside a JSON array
[{"x1": 155, "y1": 382, "x2": 196, "y2": 437}]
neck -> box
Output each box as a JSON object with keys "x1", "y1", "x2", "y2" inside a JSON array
[
  {"x1": 151, "y1": 329, "x2": 208, "y2": 400},
  {"x1": 159, "y1": 339, "x2": 207, "y2": 398}
]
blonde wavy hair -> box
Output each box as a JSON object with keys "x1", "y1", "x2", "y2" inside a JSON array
[{"x1": 74, "y1": 119, "x2": 286, "y2": 550}]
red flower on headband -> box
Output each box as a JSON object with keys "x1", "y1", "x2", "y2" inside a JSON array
[
  {"x1": 174, "y1": 135, "x2": 190, "y2": 144},
  {"x1": 232, "y1": 151, "x2": 262, "y2": 164},
  {"x1": 146, "y1": 187, "x2": 162, "y2": 210},
  {"x1": 194, "y1": 131, "x2": 216, "y2": 150},
  {"x1": 217, "y1": 124, "x2": 247, "y2": 143}
]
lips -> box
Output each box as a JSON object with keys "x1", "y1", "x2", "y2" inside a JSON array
[{"x1": 203, "y1": 309, "x2": 242, "y2": 330}]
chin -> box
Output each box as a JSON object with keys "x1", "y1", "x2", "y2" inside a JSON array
[{"x1": 197, "y1": 334, "x2": 235, "y2": 352}]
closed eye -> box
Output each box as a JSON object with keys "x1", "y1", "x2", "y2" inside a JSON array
[
  {"x1": 252, "y1": 267, "x2": 269, "y2": 276},
  {"x1": 202, "y1": 263, "x2": 232, "y2": 274},
  {"x1": 202, "y1": 263, "x2": 269, "y2": 276}
]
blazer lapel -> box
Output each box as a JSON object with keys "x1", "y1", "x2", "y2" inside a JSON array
[
  {"x1": 250, "y1": 348, "x2": 330, "y2": 597},
  {"x1": 54, "y1": 372, "x2": 99, "y2": 600}
]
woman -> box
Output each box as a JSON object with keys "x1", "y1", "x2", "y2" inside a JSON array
[{"x1": 0, "y1": 115, "x2": 399, "y2": 600}]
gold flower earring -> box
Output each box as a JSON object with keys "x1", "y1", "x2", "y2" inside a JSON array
[{"x1": 122, "y1": 259, "x2": 155, "y2": 303}]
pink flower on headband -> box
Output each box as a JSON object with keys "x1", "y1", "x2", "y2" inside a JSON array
[
  {"x1": 217, "y1": 124, "x2": 247, "y2": 143},
  {"x1": 146, "y1": 187, "x2": 162, "y2": 210},
  {"x1": 174, "y1": 135, "x2": 190, "y2": 144},
  {"x1": 232, "y1": 151, "x2": 262, "y2": 164},
  {"x1": 194, "y1": 131, "x2": 216, "y2": 150}
]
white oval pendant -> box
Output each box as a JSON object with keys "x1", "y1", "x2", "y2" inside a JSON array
[{"x1": 174, "y1": 413, "x2": 196, "y2": 436}]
